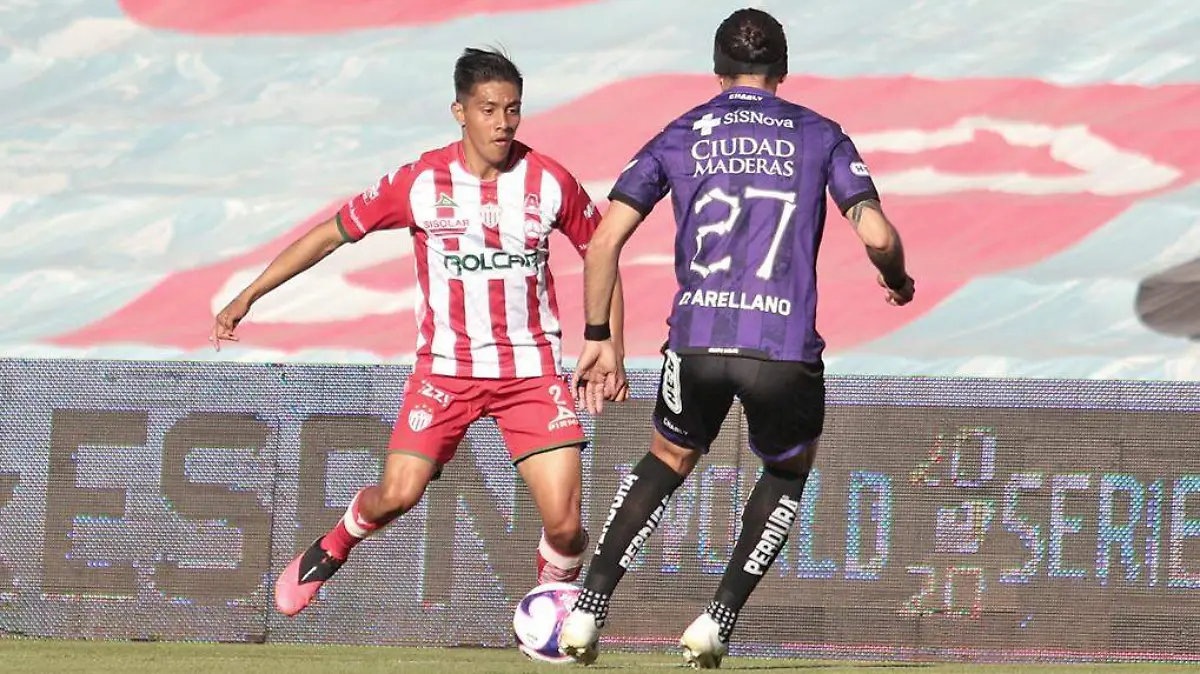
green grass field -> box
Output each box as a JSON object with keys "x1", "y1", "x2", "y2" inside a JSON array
[{"x1": 1, "y1": 639, "x2": 1196, "y2": 674}]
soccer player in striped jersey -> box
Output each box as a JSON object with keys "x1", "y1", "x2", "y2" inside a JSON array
[{"x1": 210, "y1": 47, "x2": 626, "y2": 617}]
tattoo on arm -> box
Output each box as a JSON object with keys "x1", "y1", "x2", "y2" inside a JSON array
[
  {"x1": 848, "y1": 199, "x2": 907, "y2": 287},
  {"x1": 847, "y1": 198, "x2": 881, "y2": 229}
]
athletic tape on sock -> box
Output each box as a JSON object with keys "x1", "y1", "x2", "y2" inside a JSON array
[{"x1": 341, "y1": 488, "x2": 379, "y2": 539}]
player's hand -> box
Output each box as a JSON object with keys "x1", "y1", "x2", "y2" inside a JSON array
[
  {"x1": 572, "y1": 340, "x2": 620, "y2": 415},
  {"x1": 610, "y1": 354, "x2": 630, "y2": 403},
  {"x1": 879, "y1": 274, "x2": 915, "y2": 306},
  {"x1": 210, "y1": 294, "x2": 252, "y2": 351}
]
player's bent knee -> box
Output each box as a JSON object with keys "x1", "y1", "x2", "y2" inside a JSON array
[
  {"x1": 535, "y1": 492, "x2": 584, "y2": 554},
  {"x1": 543, "y1": 518, "x2": 586, "y2": 556},
  {"x1": 650, "y1": 431, "x2": 701, "y2": 477},
  {"x1": 375, "y1": 482, "x2": 424, "y2": 518},
  {"x1": 765, "y1": 438, "x2": 820, "y2": 475}
]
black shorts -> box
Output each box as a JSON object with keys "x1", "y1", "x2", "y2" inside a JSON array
[{"x1": 652, "y1": 350, "x2": 824, "y2": 461}]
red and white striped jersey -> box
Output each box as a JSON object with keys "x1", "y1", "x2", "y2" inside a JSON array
[{"x1": 336, "y1": 141, "x2": 600, "y2": 379}]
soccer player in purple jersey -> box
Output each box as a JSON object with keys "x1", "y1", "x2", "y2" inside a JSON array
[{"x1": 560, "y1": 7, "x2": 915, "y2": 668}]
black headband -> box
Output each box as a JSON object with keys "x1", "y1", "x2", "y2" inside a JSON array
[{"x1": 713, "y1": 47, "x2": 787, "y2": 78}]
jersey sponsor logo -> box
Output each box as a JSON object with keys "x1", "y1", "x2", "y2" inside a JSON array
[
  {"x1": 692, "y1": 137, "x2": 796, "y2": 178},
  {"x1": 434, "y1": 193, "x2": 458, "y2": 209},
  {"x1": 443, "y1": 250, "x2": 543, "y2": 276},
  {"x1": 850, "y1": 161, "x2": 871, "y2": 177},
  {"x1": 524, "y1": 193, "x2": 541, "y2": 217},
  {"x1": 728, "y1": 92, "x2": 763, "y2": 102},
  {"x1": 691, "y1": 110, "x2": 796, "y2": 137},
  {"x1": 407, "y1": 404, "x2": 434, "y2": 432},
  {"x1": 546, "y1": 383, "x2": 580, "y2": 431},
  {"x1": 524, "y1": 219, "x2": 550, "y2": 239},
  {"x1": 679, "y1": 290, "x2": 793, "y2": 316},
  {"x1": 721, "y1": 108, "x2": 795, "y2": 130},
  {"x1": 480, "y1": 202, "x2": 502, "y2": 228},
  {"x1": 421, "y1": 218, "x2": 470, "y2": 235},
  {"x1": 524, "y1": 193, "x2": 551, "y2": 239},
  {"x1": 692, "y1": 112, "x2": 723, "y2": 137}
]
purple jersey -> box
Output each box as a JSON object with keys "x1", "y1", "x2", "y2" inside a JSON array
[{"x1": 610, "y1": 86, "x2": 879, "y2": 363}]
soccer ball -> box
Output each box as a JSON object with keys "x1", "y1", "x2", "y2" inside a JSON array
[{"x1": 512, "y1": 581, "x2": 581, "y2": 663}]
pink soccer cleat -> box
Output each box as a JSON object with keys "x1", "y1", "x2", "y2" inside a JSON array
[{"x1": 274, "y1": 537, "x2": 346, "y2": 617}]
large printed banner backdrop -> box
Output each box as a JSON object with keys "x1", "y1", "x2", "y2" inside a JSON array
[
  {"x1": 2, "y1": 0, "x2": 1200, "y2": 380},
  {"x1": 0, "y1": 360, "x2": 1198, "y2": 661}
]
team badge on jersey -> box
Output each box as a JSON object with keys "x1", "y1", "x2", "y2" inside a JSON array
[
  {"x1": 481, "y1": 202, "x2": 502, "y2": 229},
  {"x1": 408, "y1": 404, "x2": 434, "y2": 432}
]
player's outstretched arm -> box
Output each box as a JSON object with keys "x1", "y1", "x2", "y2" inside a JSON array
[
  {"x1": 575, "y1": 201, "x2": 644, "y2": 412},
  {"x1": 845, "y1": 199, "x2": 915, "y2": 306},
  {"x1": 583, "y1": 201, "x2": 643, "y2": 330},
  {"x1": 210, "y1": 218, "x2": 346, "y2": 349},
  {"x1": 608, "y1": 272, "x2": 629, "y2": 402}
]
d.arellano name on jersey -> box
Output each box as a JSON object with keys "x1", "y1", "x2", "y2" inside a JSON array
[
  {"x1": 678, "y1": 289, "x2": 793, "y2": 316},
  {"x1": 691, "y1": 137, "x2": 796, "y2": 178}
]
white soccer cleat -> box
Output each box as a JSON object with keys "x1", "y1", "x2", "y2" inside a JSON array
[
  {"x1": 680, "y1": 613, "x2": 728, "y2": 669},
  {"x1": 558, "y1": 610, "x2": 600, "y2": 665}
]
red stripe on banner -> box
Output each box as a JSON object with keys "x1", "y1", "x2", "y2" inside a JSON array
[
  {"x1": 117, "y1": 0, "x2": 602, "y2": 34},
  {"x1": 50, "y1": 76, "x2": 1200, "y2": 363}
]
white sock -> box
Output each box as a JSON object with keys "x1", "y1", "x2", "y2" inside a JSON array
[{"x1": 538, "y1": 529, "x2": 584, "y2": 569}]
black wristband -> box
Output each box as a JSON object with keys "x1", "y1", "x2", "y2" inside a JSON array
[{"x1": 584, "y1": 323, "x2": 612, "y2": 342}]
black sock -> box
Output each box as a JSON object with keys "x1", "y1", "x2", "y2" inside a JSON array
[
  {"x1": 709, "y1": 467, "x2": 807, "y2": 640},
  {"x1": 575, "y1": 452, "x2": 686, "y2": 626}
]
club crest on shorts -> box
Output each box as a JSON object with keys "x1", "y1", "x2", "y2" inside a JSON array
[{"x1": 408, "y1": 404, "x2": 434, "y2": 432}]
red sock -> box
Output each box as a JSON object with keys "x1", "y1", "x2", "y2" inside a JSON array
[{"x1": 320, "y1": 488, "x2": 380, "y2": 561}]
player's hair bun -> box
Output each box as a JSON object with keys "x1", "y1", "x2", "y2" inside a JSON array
[
  {"x1": 718, "y1": 9, "x2": 785, "y2": 66},
  {"x1": 740, "y1": 23, "x2": 771, "y2": 61}
]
